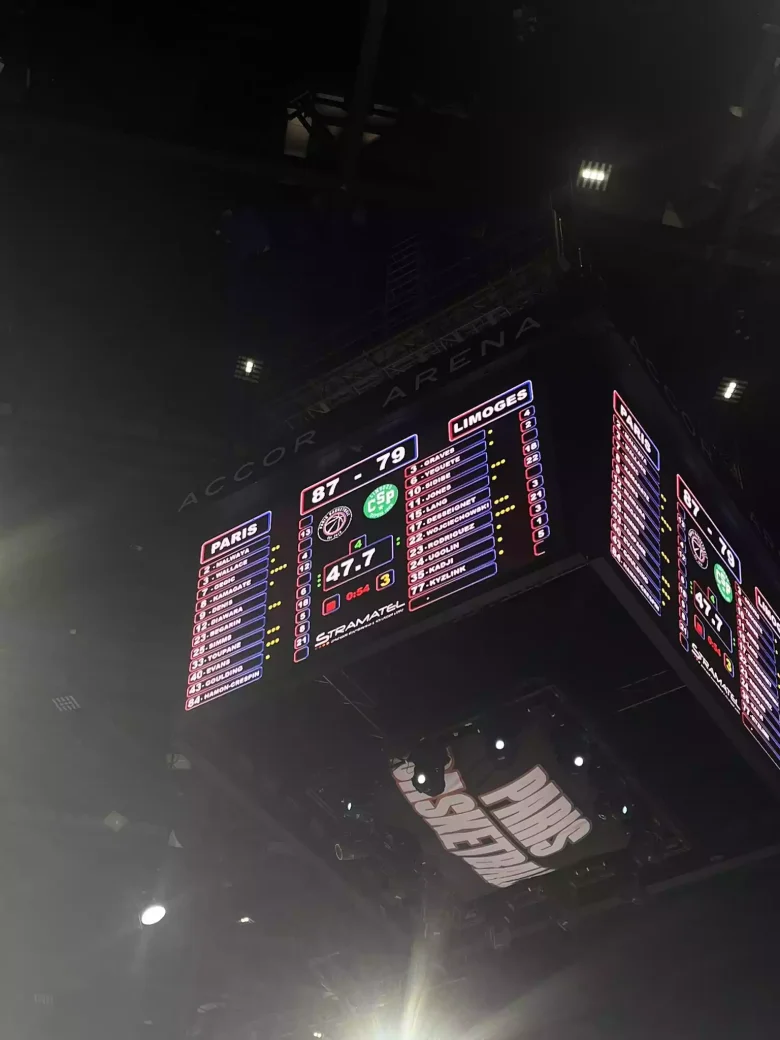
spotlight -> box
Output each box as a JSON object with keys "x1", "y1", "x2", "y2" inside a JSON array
[
  {"x1": 408, "y1": 745, "x2": 448, "y2": 796},
  {"x1": 573, "y1": 755, "x2": 585, "y2": 768},
  {"x1": 494, "y1": 738, "x2": 505, "y2": 750},
  {"x1": 139, "y1": 904, "x2": 166, "y2": 926},
  {"x1": 577, "y1": 160, "x2": 612, "y2": 191},
  {"x1": 715, "y1": 376, "x2": 747, "y2": 403},
  {"x1": 412, "y1": 767, "x2": 445, "y2": 796},
  {"x1": 235, "y1": 355, "x2": 261, "y2": 383}
]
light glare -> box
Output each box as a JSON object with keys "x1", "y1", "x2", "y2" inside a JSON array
[
  {"x1": 723, "y1": 380, "x2": 737, "y2": 400},
  {"x1": 494, "y1": 738, "x2": 505, "y2": 750},
  {"x1": 140, "y1": 904, "x2": 166, "y2": 926},
  {"x1": 573, "y1": 755, "x2": 585, "y2": 768},
  {"x1": 416, "y1": 772, "x2": 427, "y2": 785},
  {"x1": 245, "y1": 359, "x2": 255, "y2": 374},
  {"x1": 581, "y1": 167, "x2": 606, "y2": 182}
]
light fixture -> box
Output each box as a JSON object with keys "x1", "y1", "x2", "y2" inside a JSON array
[
  {"x1": 715, "y1": 377, "x2": 747, "y2": 403},
  {"x1": 140, "y1": 904, "x2": 166, "y2": 926},
  {"x1": 313, "y1": 1032, "x2": 323, "y2": 1038},
  {"x1": 577, "y1": 160, "x2": 613, "y2": 191},
  {"x1": 409, "y1": 745, "x2": 448, "y2": 796},
  {"x1": 573, "y1": 755, "x2": 585, "y2": 768},
  {"x1": 346, "y1": 801, "x2": 352, "y2": 811},
  {"x1": 52, "y1": 695, "x2": 81, "y2": 712},
  {"x1": 334, "y1": 840, "x2": 370, "y2": 861},
  {"x1": 234, "y1": 355, "x2": 261, "y2": 383},
  {"x1": 494, "y1": 738, "x2": 505, "y2": 750},
  {"x1": 238, "y1": 916, "x2": 254, "y2": 925},
  {"x1": 622, "y1": 805, "x2": 629, "y2": 815}
]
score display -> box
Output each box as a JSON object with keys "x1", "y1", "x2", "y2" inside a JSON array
[
  {"x1": 184, "y1": 375, "x2": 558, "y2": 710},
  {"x1": 609, "y1": 391, "x2": 780, "y2": 770}
]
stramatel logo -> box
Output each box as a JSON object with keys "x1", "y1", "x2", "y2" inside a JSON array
[
  {"x1": 392, "y1": 759, "x2": 592, "y2": 889},
  {"x1": 315, "y1": 601, "x2": 405, "y2": 648}
]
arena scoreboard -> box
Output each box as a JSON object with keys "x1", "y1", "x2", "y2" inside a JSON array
[
  {"x1": 185, "y1": 373, "x2": 561, "y2": 711},
  {"x1": 180, "y1": 310, "x2": 780, "y2": 789},
  {"x1": 608, "y1": 387, "x2": 780, "y2": 773}
]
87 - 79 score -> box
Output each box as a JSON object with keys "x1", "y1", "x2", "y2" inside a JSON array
[{"x1": 300, "y1": 435, "x2": 418, "y2": 514}]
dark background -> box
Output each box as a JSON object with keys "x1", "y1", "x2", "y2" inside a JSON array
[{"x1": 3, "y1": 2, "x2": 780, "y2": 1038}]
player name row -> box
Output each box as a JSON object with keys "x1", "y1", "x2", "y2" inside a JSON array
[
  {"x1": 609, "y1": 532, "x2": 661, "y2": 594},
  {"x1": 736, "y1": 601, "x2": 776, "y2": 668},
  {"x1": 193, "y1": 574, "x2": 270, "y2": 632},
  {"x1": 194, "y1": 559, "x2": 271, "y2": 614},
  {"x1": 405, "y1": 440, "x2": 488, "y2": 493},
  {"x1": 611, "y1": 441, "x2": 660, "y2": 501},
  {"x1": 404, "y1": 456, "x2": 491, "y2": 509},
  {"x1": 610, "y1": 513, "x2": 661, "y2": 572},
  {"x1": 197, "y1": 539, "x2": 272, "y2": 593},
  {"x1": 738, "y1": 679, "x2": 780, "y2": 746},
  {"x1": 609, "y1": 543, "x2": 661, "y2": 608},
  {"x1": 612, "y1": 420, "x2": 660, "y2": 481},
  {"x1": 610, "y1": 487, "x2": 661, "y2": 544},
  {"x1": 188, "y1": 630, "x2": 266, "y2": 686},
  {"x1": 186, "y1": 648, "x2": 266, "y2": 698},
  {"x1": 615, "y1": 451, "x2": 661, "y2": 511}
]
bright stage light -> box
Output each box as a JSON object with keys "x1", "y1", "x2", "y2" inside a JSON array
[
  {"x1": 715, "y1": 376, "x2": 746, "y2": 403},
  {"x1": 140, "y1": 904, "x2": 166, "y2": 926},
  {"x1": 573, "y1": 755, "x2": 585, "y2": 768},
  {"x1": 494, "y1": 738, "x2": 505, "y2": 750},
  {"x1": 577, "y1": 160, "x2": 613, "y2": 191}
]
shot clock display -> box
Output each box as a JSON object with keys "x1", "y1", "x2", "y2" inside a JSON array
[
  {"x1": 609, "y1": 390, "x2": 780, "y2": 771},
  {"x1": 184, "y1": 374, "x2": 558, "y2": 710}
]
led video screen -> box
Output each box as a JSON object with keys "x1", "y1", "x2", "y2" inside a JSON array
[
  {"x1": 608, "y1": 388, "x2": 780, "y2": 771},
  {"x1": 184, "y1": 370, "x2": 564, "y2": 711}
]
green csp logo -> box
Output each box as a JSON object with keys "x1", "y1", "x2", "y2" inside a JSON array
[
  {"x1": 713, "y1": 562, "x2": 733, "y2": 604},
  {"x1": 364, "y1": 483, "x2": 398, "y2": 519}
]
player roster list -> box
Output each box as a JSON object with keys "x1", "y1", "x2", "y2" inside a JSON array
[
  {"x1": 610, "y1": 391, "x2": 663, "y2": 615},
  {"x1": 738, "y1": 588, "x2": 780, "y2": 762},
  {"x1": 186, "y1": 513, "x2": 272, "y2": 710},
  {"x1": 405, "y1": 381, "x2": 551, "y2": 611}
]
